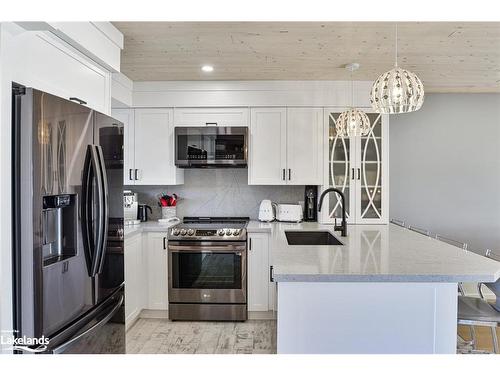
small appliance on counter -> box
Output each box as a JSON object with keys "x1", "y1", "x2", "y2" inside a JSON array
[
  {"x1": 304, "y1": 186, "x2": 318, "y2": 222},
  {"x1": 276, "y1": 204, "x2": 303, "y2": 223},
  {"x1": 137, "y1": 204, "x2": 153, "y2": 222},
  {"x1": 124, "y1": 190, "x2": 139, "y2": 225},
  {"x1": 258, "y1": 199, "x2": 277, "y2": 222}
]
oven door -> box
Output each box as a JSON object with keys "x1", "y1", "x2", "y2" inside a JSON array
[
  {"x1": 174, "y1": 126, "x2": 248, "y2": 168},
  {"x1": 168, "y1": 241, "x2": 247, "y2": 304}
]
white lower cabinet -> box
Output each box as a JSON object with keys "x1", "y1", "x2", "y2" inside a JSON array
[
  {"x1": 247, "y1": 233, "x2": 271, "y2": 312},
  {"x1": 124, "y1": 233, "x2": 143, "y2": 328},
  {"x1": 145, "y1": 232, "x2": 169, "y2": 310}
]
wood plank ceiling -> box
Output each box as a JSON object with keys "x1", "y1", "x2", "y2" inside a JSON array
[{"x1": 113, "y1": 22, "x2": 500, "y2": 92}]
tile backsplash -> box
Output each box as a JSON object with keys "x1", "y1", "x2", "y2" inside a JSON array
[{"x1": 126, "y1": 169, "x2": 305, "y2": 220}]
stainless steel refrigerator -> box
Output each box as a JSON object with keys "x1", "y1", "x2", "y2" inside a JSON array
[{"x1": 12, "y1": 86, "x2": 125, "y2": 354}]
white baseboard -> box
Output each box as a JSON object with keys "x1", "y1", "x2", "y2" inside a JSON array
[
  {"x1": 140, "y1": 309, "x2": 169, "y2": 319},
  {"x1": 248, "y1": 310, "x2": 276, "y2": 320}
]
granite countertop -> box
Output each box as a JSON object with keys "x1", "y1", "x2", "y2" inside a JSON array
[
  {"x1": 249, "y1": 221, "x2": 500, "y2": 283},
  {"x1": 124, "y1": 219, "x2": 180, "y2": 238}
]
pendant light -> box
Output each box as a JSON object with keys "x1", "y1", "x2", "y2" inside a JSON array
[
  {"x1": 336, "y1": 63, "x2": 370, "y2": 137},
  {"x1": 370, "y1": 24, "x2": 425, "y2": 114}
]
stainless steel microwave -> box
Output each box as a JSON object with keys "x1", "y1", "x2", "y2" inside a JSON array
[{"x1": 174, "y1": 126, "x2": 248, "y2": 168}]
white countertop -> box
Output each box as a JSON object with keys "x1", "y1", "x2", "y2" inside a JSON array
[
  {"x1": 124, "y1": 219, "x2": 180, "y2": 238},
  {"x1": 248, "y1": 221, "x2": 500, "y2": 283}
]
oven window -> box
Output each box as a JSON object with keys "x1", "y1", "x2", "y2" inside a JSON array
[{"x1": 171, "y1": 252, "x2": 242, "y2": 289}]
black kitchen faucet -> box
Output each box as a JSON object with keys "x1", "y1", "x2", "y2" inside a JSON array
[{"x1": 318, "y1": 188, "x2": 347, "y2": 237}]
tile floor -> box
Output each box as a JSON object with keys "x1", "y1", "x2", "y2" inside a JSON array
[
  {"x1": 126, "y1": 318, "x2": 277, "y2": 354},
  {"x1": 126, "y1": 318, "x2": 499, "y2": 354}
]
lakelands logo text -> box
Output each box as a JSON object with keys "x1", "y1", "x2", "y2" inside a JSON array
[{"x1": 1, "y1": 331, "x2": 49, "y2": 353}]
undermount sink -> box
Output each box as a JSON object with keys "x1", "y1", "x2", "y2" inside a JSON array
[{"x1": 285, "y1": 231, "x2": 344, "y2": 246}]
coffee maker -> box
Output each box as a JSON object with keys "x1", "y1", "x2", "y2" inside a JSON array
[
  {"x1": 124, "y1": 190, "x2": 138, "y2": 223},
  {"x1": 303, "y1": 186, "x2": 318, "y2": 222}
]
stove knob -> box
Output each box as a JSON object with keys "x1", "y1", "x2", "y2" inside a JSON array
[
  {"x1": 180, "y1": 229, "x2": 187, "y2": 236},
  {"x1": 218, "y1": 229, "x2": 225, "y2": 236},
  {"x1": 233, "y1": 229, "x2": 240, "y2": 236},
  {"x1": 173, "y1": 229, "x2": 180, "y2": 236},
  {"x1": 225, "y1": 229, "x2": 232, "y2": 236},
  {"x1": 187, "y1": 229, "x2": 195, "y2": 236}
]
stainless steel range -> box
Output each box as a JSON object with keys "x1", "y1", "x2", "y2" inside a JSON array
[{"x1": 167, "y1": 217, "x2": 249, "y2": 321}]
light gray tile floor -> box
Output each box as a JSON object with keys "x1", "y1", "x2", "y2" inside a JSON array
[{"x1": 126, "y1": 318, "x2": 277, "y2": 354}]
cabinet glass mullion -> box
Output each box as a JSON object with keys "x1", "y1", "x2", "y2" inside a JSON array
[{"x1": 359, "y1": 114, "x2": 383, "y2": 220}]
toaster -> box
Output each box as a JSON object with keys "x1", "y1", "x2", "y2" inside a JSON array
[{"x1": 276, "y1": 204, "x2": 303, "y2": 223}]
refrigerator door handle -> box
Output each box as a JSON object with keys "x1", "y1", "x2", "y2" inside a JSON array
[
  {"x1": 95, "y1": 145, "x2": 109, "y2": 274},
  {"x1": 51, "y1": 292, "x2": 124, "y2": 354},
  {"x1": 81, "y1": 145, "x2": 104, "y2": 277}
]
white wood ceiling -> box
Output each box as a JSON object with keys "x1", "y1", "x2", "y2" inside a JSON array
[{"x1": 113, "y1": 22, "x2": 500, "y2": 92}]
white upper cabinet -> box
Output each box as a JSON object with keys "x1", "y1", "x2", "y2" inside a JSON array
[
  {"x1": 320, "y1": 109, "x2": 389, "y2": 224},
  {"x1": 7, "y1": 31, "x2": 111, "y2": 114},
  {"x1": 174, "y1": 107, "x2": 249, "y2": 127},
  {"x1": 249, "y1": 107, "x2": 323, "y2": 185},
  {"x1": 129, "y1": 108, "x2": 184, "y2": 185},
  {"x1": 286, "y1": 108, "x2": 323, "y2": 185},
  {"x1": 249, "y1": 108, "x2": 287, "y2": 185}
]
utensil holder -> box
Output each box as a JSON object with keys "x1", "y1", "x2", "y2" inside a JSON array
[{"x1": 161, "y1": 206, "x2": 176, "y2": 219}]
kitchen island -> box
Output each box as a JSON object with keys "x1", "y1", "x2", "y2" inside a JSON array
[{"x1": 247, "y1": 221, "x2": 500, "y2": 354}]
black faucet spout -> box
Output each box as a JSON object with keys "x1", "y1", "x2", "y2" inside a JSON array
[{"x1": 318, "y1": 188, "x2": 347, "y2": 237}]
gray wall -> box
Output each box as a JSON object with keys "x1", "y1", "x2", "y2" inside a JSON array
[
  {"x1": 127, "y1": 169, "x2": 305, "y2": 220},
  {"x1": 390, "y1": 93, "x2": 500, "y2": 253}
]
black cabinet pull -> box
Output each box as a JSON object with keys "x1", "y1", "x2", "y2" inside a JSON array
[
  {"x1": 282, "y1": 169, "x2": 285, "y2": 181},
  {"x1": 351, "y1": 168, "x2": 355, "y2": 180},
  {"x1": 206, "y1": 122, "x2": 217, "y2": 126},
  {"x1": 270, "y1": 266, "x2": 274, "y2": 282},
  {"x1": 288, "y1": 169, "x2": 291, "y2": 181},
  {"x1": 249, "y1": 238, "x2": 252, "y2": 250},
  {"x1": 69, "y1": 97, "x2": 87, "y2": 105},
  {"x1": 134, "y1": 169, "x2": 139, "y2": 180},
  {"x1": 129, "y1": 169, "x2": 133, "y2": 181},
  {"x1": 357, "y1": 168, "x2": 361, "y2": 180},
  {"x1": 163, "y1": 237, "x2": 167, "y2": 250}
]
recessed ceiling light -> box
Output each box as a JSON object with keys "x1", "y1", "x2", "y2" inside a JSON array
[{"x1": 201, "y1": 65, "x2": 214, "y2": 73}]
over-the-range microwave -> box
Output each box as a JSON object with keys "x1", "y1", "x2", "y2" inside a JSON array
[{"x1": 174, "y1": 126, "x2": 248, "y2": 168}]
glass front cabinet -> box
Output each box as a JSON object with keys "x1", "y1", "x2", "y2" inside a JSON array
[{"x1": 320, "y1": 108, "x2": 389, "y2": 224}]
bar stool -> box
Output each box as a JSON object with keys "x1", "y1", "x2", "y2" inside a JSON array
[
  {"x1": 390, "y1": 218, "x2": 406, "y2": 228},
  {"x1": 407, "y1": 224, "x2": 431, "y2": 236},
  {"x1": 458, "y1": 249, "x2": 500, "y2": 353},
  {"x1": 434, "y1": 233, "x2": 476, "y2": 348}
]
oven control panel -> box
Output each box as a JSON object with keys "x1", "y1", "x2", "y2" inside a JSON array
[{"x1": 169, "y1": 227, "x2": 245, "y2": 240}]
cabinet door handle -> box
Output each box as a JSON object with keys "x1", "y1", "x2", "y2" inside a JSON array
[
  {"x1": 288, "y1": 169, "x2": 291, "y2": 181},
  {"x1": 206, "y1": 122, "x2": 217, "y2": 126},
  {"x1": 69, "y1": 97, "x2": 87, "y2": 105},
  {"x1": 163, "y1": 237, "x2": 167, "y2": 250},
  {"x1": 129, "y1": 169, "x2": 133, "y2": 181},
  {"x1": 282, "y1": 169, "x2": 286, "y2": 181},
  {"x1": 351, "y1": 168, "x2": 355, "y2": 180},
  {"x1": 134, "y1": 169, "x2": 139, "y2": 180},
  {"x1": 357, "y1": 168, "x2": 361, "y2": 180},
  {"x1": 249, "y1": 238, "x2": 252, "y2": 250},
  {"x1": 270, "y1": 266, "x2": 274, "y2": 282}
]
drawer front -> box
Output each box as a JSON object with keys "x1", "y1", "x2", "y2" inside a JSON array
[{"x1": 174, "y1": 107, "x2": 249, "y2": 127}]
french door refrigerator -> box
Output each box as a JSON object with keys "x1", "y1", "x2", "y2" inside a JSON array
[{"x1": 12, "y1": 86, "x2": 125, "y2": 354}]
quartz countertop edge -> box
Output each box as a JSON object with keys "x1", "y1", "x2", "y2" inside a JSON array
[
  {"x1": 262, "y1": 221, "x2": 500, "y2": 283},
  {"x1": 124, "y1": 220, "x2": 180, "y2": 238}
]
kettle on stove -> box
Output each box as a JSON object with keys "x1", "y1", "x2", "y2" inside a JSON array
[{"x1": 258, "y1": 200, "x2": 277, "y2": 222}]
